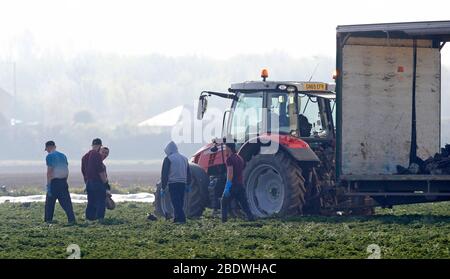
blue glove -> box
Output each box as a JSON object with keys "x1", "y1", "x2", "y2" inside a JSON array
[
  {"x1": 185, "y1": 184, "x2": 191, "y2": 193},
  {"x1": 223, "y1": 180, "x2": 232, "y2": 197},
  {"x1": 46, "y1": 184, "x2": 52, "y2": 197}
]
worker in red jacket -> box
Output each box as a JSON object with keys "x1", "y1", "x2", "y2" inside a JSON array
[
  {"x1": 221, "y1": 142, "x2": 255, "y2": 223},
  {"x1": 81, "y1": 138, "x2": 108, "y2": 221}
]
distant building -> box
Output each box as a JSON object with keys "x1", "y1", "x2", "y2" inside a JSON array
[
  {"x1": 0, "y1": 87, "x2": 13, "y2": 127},
  {"x1": 138, "y1": 105, "x2": 185, "y2": 128}
]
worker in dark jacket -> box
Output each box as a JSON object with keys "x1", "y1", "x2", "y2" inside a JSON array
[
  {"x1": 81, "y1": 138, "x2": 102, "y2": 185},
  {"x1": 82, "y1": 138, "x2": 109, "y2": 221},
  {"x1": 161, "y1": 141, "x2": 191, "y2": 223},
  {"x1": 221, "y1": 142, "x2": 255, "y2": 223}
]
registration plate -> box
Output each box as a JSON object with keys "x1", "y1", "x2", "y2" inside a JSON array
[{"x1": 304, "y1": 83, "x2": 327, "y2": 91}]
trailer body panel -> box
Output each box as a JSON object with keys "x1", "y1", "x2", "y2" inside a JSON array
[{"x1": 341, "y1": 40, "x2": 440, "y2": 175}]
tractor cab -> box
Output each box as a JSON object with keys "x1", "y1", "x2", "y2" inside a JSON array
[{"x1": 197, "y1": 70, "x2": 336, "y2": 150}]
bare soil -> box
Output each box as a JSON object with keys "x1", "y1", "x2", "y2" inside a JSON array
[{"x1": 0, "y1": 170, "x2": 160, "y2": 190}]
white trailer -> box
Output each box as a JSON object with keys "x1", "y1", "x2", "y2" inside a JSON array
[{"x1": 336, "y1": 21, "x2": 450, "y2": 206}]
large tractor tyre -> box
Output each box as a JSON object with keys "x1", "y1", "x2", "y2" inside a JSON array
[
  {"x1": 243, "y1": 151, "x2": 306, "y2": 218},
  {"x1": 347, "y1": 196, "x2": 376, "y2": 216},
  {"x1": 188, "y1": 163, "x2": 210, "y2": 214},
  {"x1": 154, "y1": 163, "x2": 209, "y2": 219}
]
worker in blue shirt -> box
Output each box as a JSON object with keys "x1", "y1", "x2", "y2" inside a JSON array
[{"x1": 44, "y1": 141, "x2": 76, "y2": 224}]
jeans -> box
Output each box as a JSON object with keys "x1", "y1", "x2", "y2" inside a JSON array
[
  {"x1": 85, "y1": 181, "x2": 106, "y2": 221},
  {"x1": 169, "y1": 182, "x2": 186, "y2": 223},
  {"x1": 221, "y1": 184, "x2": 254, "y2": 222},
  {"x1": 44, "y1": 178, "x2": 76, "y2": 223}
]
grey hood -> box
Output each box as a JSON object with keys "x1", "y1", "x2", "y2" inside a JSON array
[
  {"x1": 164, "y1": 141, "x2": 179, "y2": 156},
  {"x1": 163, "y1": 141, "x2": 189, "y2": 185}
]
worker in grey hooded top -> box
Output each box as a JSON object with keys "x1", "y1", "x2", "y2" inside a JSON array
[{"x1": 161, "y1": 141, "x2": 191, "y2": 223}]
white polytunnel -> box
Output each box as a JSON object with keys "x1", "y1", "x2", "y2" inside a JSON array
[{"x1": 0, "y1": 193, "x2": 154, "y2": 204}]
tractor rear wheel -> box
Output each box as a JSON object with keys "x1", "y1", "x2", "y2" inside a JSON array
[
  {"x1": 244, "y1": 151, "x2": 306, "y2": 218},
  {"x1": 154, "y1": 163, "x2": 209, "y2": 219}
]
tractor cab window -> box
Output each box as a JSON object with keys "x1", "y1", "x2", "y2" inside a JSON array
[
  {"x1": 298, "y1": 95, "x2": 324, "y2": 137},
  {"x1": 229, "y1": 92, "x2": 263, "y2": 143},
  {"x1": 268, "y1": 93, "x2": 295, "y2": 134}
]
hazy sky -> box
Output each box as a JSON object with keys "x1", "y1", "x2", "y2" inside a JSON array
[{"x1": 1, "y1": 0, "x2": 450, "y2": 61}]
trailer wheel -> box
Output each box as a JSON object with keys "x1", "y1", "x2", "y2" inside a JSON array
[
  {"x1": 244, "y1": 151, "x2": 306, "y2": 217},
  {"x1": 348, "y1": 207, "x2": 375, "y2": 216},
  {"x1": 154, "y1": 163, "x2": 209, "y2": 218}
]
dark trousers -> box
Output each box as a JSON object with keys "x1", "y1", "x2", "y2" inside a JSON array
[
  {"x1": 221, "y1": 184, "x2": 254, "y2": 222},
  {"x1": 169, "y1": 182, "x2": 186, "y2": 223},
  {"x1": 85, "y1": 181, "x2": 106, "y2": 221},
  {"x1": 44, "y1": 178, "x2": 76, "y2": 223}
]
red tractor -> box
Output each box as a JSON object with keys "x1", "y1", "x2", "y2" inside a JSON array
[{"x1": 155, "y1": 70, "x2": 341, "y2": 218}]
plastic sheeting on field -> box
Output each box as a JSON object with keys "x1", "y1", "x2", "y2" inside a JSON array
[{"x1": 0, "y1": 192, "x2": 154, "y2": 204}]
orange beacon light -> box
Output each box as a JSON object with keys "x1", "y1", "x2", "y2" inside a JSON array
[{"x1": 261, "y1": 69, "x2": 269, "y2": 81}]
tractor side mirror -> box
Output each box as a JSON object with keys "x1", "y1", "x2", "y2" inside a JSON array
[{"x1": 197, "y1": 95, "x2": 208, "y2": 120}]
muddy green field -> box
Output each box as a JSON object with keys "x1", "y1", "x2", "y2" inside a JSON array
[{"x1": 0, "y1": 201, "x2": 449, "y2": 259}]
